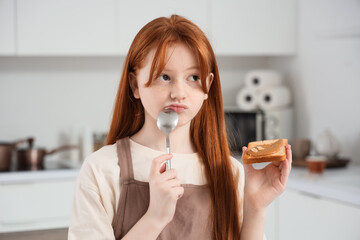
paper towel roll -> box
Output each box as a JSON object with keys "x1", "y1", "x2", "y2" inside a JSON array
[
  {"x1": 258, "y1": 86, "x2": 291, "y2": 110},
  {"x1": 245, "y1": 70, "x2": 282, "y2": 89},
  {"x1": 236, "y1": 87, "x2": 259, "y2": 111}
]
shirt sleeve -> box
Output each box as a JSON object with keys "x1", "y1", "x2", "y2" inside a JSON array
[{"x1": 68, "y1": 160, "x2": 116, "y2": 240}]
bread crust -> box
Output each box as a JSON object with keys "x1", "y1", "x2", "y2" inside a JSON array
[{"x1": 242, "y1": 139, "x2": 288, "y2": 164}]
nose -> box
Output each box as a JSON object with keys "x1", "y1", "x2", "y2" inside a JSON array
[{"x1": 170, "y1": 79, "x2": 186, "y2": 101}]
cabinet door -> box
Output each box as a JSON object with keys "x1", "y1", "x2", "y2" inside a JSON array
[
  {"x1": 17, "y1": 0, "x2": 118, "y2": 56},
  {"x1": 0, "y1": 180, "x2": 75, "y2": 232},
  {"x1": 265, "y1": 199, "x2": 278, "y2": 240},
  {"x1": 211, "y1": 0, "x2": 297, "y2": 55},
  {"x1": 116, "y1": 0, "x2": 210, "y2": 55},
  {"x1": 278, "y1": 190, "x2": 360, "y2": 240},
  {"x1": 0, "y1": 0, "x2": 15, "y2": 55}
]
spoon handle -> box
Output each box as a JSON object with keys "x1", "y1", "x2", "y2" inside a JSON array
[{"x1": 166, "y1": 135, "x2": 171, "y2": 170}]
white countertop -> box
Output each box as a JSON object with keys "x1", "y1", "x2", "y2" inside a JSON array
[
  {"x1": 0, "y1": 168, "x2": 79, "y2": 184},
  {"x1": 1, "y1": 159, "x2": 360, "y2": 207},
  {"x1": 287, "y1": 163, "x2": 360, "y2": 207},
  {"x1": 0, "y1": 161, "x2": 80, "y2": 184}
]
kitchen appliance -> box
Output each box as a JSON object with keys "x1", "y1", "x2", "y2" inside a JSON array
[
  {"x1": 224, "y1": 107, "x2": 293, "y2": 156},
  {"x1": 224, "y1": 107, "x2": 264, "y2": 155},
  {"x1": 263, "y1": 107, "x2": 294, "y2": 140}
]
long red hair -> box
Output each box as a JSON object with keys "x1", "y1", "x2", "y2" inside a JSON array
[{"x1": 106, "y1": 15, "x2": 242, "y2": 239}]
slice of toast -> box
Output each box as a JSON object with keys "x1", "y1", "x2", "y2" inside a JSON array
[{"x1": 242, "y1": 139, "x2": 288, "y2": 164}]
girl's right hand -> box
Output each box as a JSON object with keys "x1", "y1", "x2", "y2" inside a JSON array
[{"x1": 146, "y1": 154, "x2": 184, "y2": 227}]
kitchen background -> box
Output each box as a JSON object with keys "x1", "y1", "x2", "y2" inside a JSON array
[
  {"x1": 1, "y1": 0, "x2": 359, "y2": 164},
  {"x1": 0, "y1": 0, "x2": 359, "y2": 240}
]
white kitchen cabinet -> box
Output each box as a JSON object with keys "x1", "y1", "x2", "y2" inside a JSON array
[
  {"x1": 16, "y1": 0, "x2": 119, "y2": 56},
  {"x1": 210, "y1": 0, "x2": 297, "y2": 55},
  {"x1": 0, "y1": 179, "x2": 75, "y2": 232},
  {"x1": 278, "y1": 190, "x2": 360, "y2": 240},
  {"x1": 0, "y1": 0, "x2": 16, "y2": 55},
  {"x1": 9, "y1": 0, "x2": 297, "y2": 56},
  {"x1": 115, "y1": 0, "x2": 210, "y2": 55},
  {"x1": 265, "y1": 198, "x2": 277, "y2": 240}
]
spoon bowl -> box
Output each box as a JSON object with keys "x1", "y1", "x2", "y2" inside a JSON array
[
  {"x1": 157, "y1": 110, "x2": 178, "y2": 170},
  {"x1": 157, "y1": 110, "x2": 178, "y2": 134}
]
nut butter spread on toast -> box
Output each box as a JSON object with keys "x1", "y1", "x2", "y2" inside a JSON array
[{"x1": 246, "y1": 139, "x2": 283, "y2": 157}]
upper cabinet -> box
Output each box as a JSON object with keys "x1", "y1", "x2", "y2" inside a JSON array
[
  {"x1": 17, "y1": 0, "x2": 118, "y2": 56},
  {"x1": 210, "y1": 0, "x2": 297, "y2": 55},
  {"x1": 1, "y1": 0, "x2": 297, "y2": 56},
  {"x1": 0, "y1": 0, "x2": 16, "y2": 55},
  {"x1": 116, "y1": 0, "x2": 210, "y2": 55}
]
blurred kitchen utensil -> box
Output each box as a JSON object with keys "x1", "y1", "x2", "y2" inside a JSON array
[
  {"x1": 17, "y1": 145, "x2": 78, "y2": 170},
  {"x1": 315, "y1": 129, "x2": 340, "y2": 160},
  {"x1": 290, "y1": 138, "x2": 311, "y2": 160},
  {"x1": 0, "y1": 137, "x2": 34, "y2": 171},
  {"x1": 306, "y1": 155, "x2": 327, "y2": 174},
  {"x1": 157, "y1": 110, "x2": 178, "y2": 170}
]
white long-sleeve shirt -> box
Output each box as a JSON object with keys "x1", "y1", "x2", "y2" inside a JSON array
[{"x1": 68, "y1": 138, "x2": 246, "y2": 240}]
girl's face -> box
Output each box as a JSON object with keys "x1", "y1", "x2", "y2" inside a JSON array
[{"x1": 131, "y1": 43, "x2": 213, "y2": 129}]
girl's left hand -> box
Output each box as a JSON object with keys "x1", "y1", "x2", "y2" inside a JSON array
[{"x1": 242, "y1": 144, "x2": 292, "y2": 211}]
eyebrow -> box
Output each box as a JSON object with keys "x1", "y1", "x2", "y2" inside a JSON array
[
  {"x1": 163, "y1": 66, "x2": 200, "y2": 71},
  {"x1": 186, "y1": 66, "x2": 200, "y2": 71}
]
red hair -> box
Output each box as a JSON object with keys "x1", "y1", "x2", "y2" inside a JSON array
[{"x1": 106, "y1": 15, "x2": 241, "y2": 239}]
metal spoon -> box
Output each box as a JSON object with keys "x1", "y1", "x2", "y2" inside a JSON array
[{"x1": 157, "y1": 110, "x2": 178, "y2": 170}]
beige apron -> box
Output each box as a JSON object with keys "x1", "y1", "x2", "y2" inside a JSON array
[{"x1": 112, "y1": 137, "x2": 213, "y2": 239}]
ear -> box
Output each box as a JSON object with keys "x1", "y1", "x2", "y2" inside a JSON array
[
  {"x1": 129, "y1": 72, "x2": 140, "y2": 99},
  {"x1": 204, "y1": 73, "x2": 214, "y2": 100}
]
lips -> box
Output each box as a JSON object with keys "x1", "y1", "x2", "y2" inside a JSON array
[{"x1": 165, "y1": 104, "x2": 188, "y2": 112}]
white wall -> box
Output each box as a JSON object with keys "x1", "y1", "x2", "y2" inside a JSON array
[
  {"x1": 0, "y1": 57, "x2": 122, "y2": 161},
  {"x1": 268, "y1": 0, "x2": 360, "y2": 162}
]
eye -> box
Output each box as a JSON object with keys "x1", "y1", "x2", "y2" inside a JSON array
[
  {"x1": 158, "y1": 74, "x2": 170, "y2": 81},
  {"x1": 189, "y1": 75, "x2": 200, "y2": 82}
]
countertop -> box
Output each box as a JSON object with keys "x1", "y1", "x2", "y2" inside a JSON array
[
  {"x1": 287, "y1": 163, "x2": 360, "y2": 207},
  {"x1": 1, "y1": 160, "x2": 360, "y2": 207},
  {"x1": 0, "y1": 161, "x2": 80, "y2": 184}
]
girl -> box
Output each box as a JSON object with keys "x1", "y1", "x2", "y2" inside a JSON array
[{"x1": 68, "y1": 15, "x2": 292, "y2": 240}]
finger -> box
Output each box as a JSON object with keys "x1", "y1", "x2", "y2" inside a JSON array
[
  {"x1": 159, "y1": 161, "x2": 166, "y2": 174},
  {"x1": 150, "y1": 154, "x2": 173, "y2": 177},
  {"x1": 241, "y1": 146, "x2": 255, "y2": 172},
  {"x1": 159, "y1": 169, "x2": 178, "y2": 181},
  {"x1": 242, "y1": 161, "x2": 255, "y2": 173},
  {"x1": 280, "y1": 146, "x2": 292, "y2": 184},
  {"x1": 165, "y1": 178, "x2": 181, "y2": 188},
  {"x1": 286, "y1": 144, "x2": 292, "y2": 167},
  {"x1": 242, "y1": 146, "x2": 247, "y2": 158},
  {"x1": 280, "y1": 158, "x2": 290, "y2": 184},
  {"x1": 173, "y1": 186, "x2": 185, "y2": 200},
  {"x1": 272, "y1": 160, "x2": 282, "y2": 167}
]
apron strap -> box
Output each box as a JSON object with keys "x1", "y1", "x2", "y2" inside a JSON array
[{"x1": 116, "y1": 137, "x2": 134, "y2": 183}]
